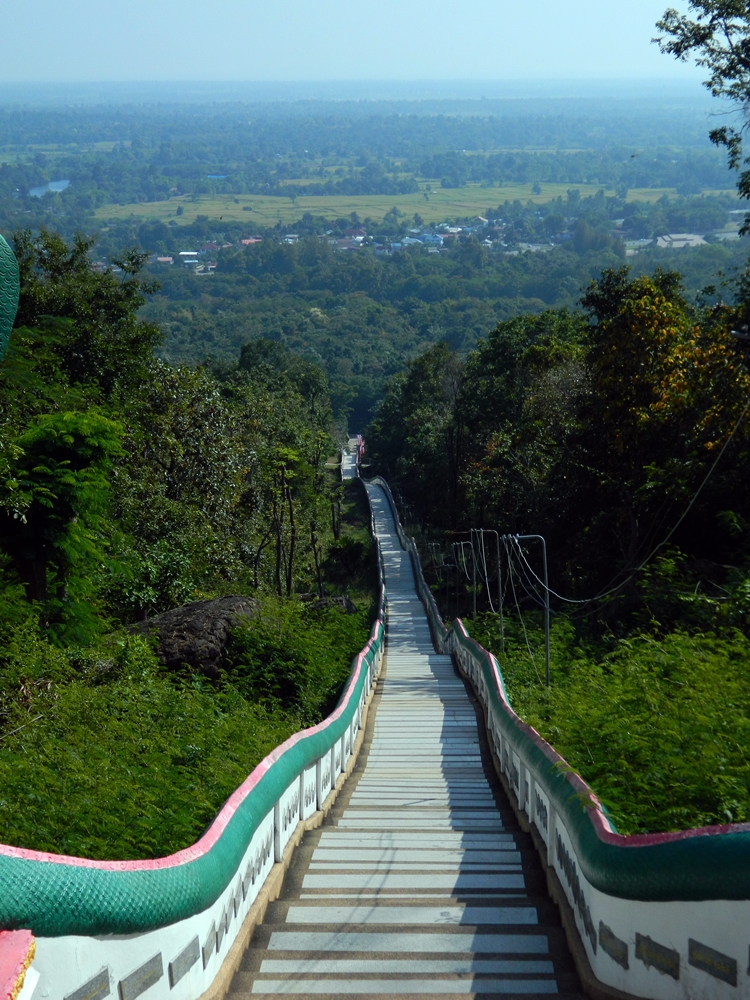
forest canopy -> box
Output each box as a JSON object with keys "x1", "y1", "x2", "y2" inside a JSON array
[{"x1": 0, "y1": 229, "x2": 377, "y2": 858}]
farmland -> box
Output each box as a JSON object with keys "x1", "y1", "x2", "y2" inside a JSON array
[
  {"x1": 1, "y1": 96, "x2": 735, "y2": 242},
  {"x1": 93, "y1": 182, "x2": 736, "y2": 229},
  {"x1": 94, "y1": 182, "x2": 609, "y2": 228}
]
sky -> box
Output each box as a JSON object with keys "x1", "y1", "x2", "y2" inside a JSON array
[{"x1": 2, "y1": 0, "x2": 703, "y2": 85}]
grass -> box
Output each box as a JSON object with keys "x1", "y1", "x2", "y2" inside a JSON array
[
  {"x1": 0, "y1": 603, "x2": 372, "y2": 860},
  {"x1": 468, "y1": 611, "x2": 750, "y2": 835},
  {"x1": 624, "y1": 186, "x2": 736, "y2": 203},
  {"x1": 0, "y1": 481, "x2": 377, "y2": 860},
  {"x1": 94, "y1": 181, "x2": 739, "y2": 228}
]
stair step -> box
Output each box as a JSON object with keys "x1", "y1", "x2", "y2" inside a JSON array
[{"x1": 225, "y1": 485, "x2": 583, "y2": 1000}]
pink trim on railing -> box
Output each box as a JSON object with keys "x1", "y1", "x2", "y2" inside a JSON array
[
  {"x1": 0, "y1": 591, "x2": 386, "y2": 872},
  {"x1": 0, "y1": 930, "x2": 34, "y2": 1000},
  {"x1": 384, "y1": 488, "x2": 749, "y2": 856},
  {"x1": 451, "y1": 617, "x2": 749, "y2": 848}
]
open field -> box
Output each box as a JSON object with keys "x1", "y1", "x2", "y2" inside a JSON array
[
  {"x1": 94, "y1": 181, "x2": 738, "y2": 228},
  {"x1": 94, "y1": 182, "x2": 612, "y2": 228},
  {"x1": 624, "y1": 186, "x2": 735, "y2": 203}
]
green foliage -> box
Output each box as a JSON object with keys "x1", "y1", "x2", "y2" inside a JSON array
[
  {"x1": 1, "y1": 96, "x2": 744, "y2": 432},
  {"x1": 0, "y1": 101, "x2": 730, "y2": 233},
  {"x1": 0, "y1": 409, "x2": 123, "y2": 612},
  {"x1": 656, "y1": 2, "x2": 750, "y2": 239},
  {"x1": 141, "y1": 227, "x2": 748, "y2": 431},
  {"x1": 367, "y1": 342, "x2": 463, "y2": 522},
  {"x1": 0, "y1": 624, "x2": 294, "y2": 859},
  {"x1": 471, "y1": 610, "x2": 750, "y2": 834},
  {"x1": 324, "y1": 534, "x2": 375, "y2": 588},
  {"x1": 373, "y1": 266, "x2": 750, "y2": 600},
  {"x1": 0, "y1": 588, "x2": 371, "y2": 860},
  {"x1": 0, "y1": 234, "x2": 348, "y2": 618},
  {"x1": 0, "y1": 229, "x2": 377, "y2": 859},
  {"x1": 227, "y1": 596, "x2": 374, "y2": 725},
  {"x1": 12, "y1": 230, "x2": 161, "y2": 398},
  {"x1": 384, "y1": 256, "x2": 750, "y2": 836}
]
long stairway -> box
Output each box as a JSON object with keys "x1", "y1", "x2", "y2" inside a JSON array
[{"x1": 227, "y1": 484, "x2": 584, "y2": 998}]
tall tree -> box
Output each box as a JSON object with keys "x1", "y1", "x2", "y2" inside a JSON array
[
  {"x1": 656, "y1": 2, "x2": 750, "y2": 226},
  {"x1": 0, "y1": 409, "x2": 123, "y2": 603},
  {"x1": 12, "y1": 230, "x2": 160, "y2": 398}
]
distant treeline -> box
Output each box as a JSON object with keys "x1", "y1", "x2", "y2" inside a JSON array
[{"x1": 0, "y1": 102, "x2": 733, "y2": 239}]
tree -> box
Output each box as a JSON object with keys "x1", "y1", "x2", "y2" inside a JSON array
[
  {"x1": 12, "y1": 230, "x2": 161, "y2": 398},
  {"x1": 656, "y1": 2, "x2": 750, "y2": 225},
  {"x1": 368, "y1": 342, "x2": 464, "y2": 526},
  {"x1": 0, "y1": 409, "x2": 123, "y2": 603},
  {"x1": 459, "y1": 309, "x2": 587, "y2": 536},
  {"x1": 107, "y1": 363, "x2": 245, "y2": 619},
  {"x1": 369, "y1": 268, "x2": 750, "y2": 600}
]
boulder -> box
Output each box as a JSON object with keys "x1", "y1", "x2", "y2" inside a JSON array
[{"x1": 130, "y1": 595, "x2": 258, "y2": 679}]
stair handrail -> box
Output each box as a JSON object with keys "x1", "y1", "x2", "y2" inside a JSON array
[
  {"x1": 371, "y1": 474, "x2": 750, "y2": 1000},
  {"x1": 0, "y1": 516, "x2": 387, "y2": 1000}
]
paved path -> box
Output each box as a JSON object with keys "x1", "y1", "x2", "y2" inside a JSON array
[
  {"x1": 228, "y1": 485, "x2": 584, "y2": 998},
  {"x1": 341, "y1": 442, "x2": 358, "y2": 480}
]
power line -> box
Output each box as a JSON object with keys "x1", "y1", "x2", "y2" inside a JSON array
[
  {"x1": 453, "y1": 541, "x2": 473, "y2": 580},
  {"x1": 509, "y1": 398, "x2": 750, "y2": 608},
  {"x1": 508, "y1": 538, "x2": 548, "y2": 607},
  {"x1": 503, "y1": 536, "x2": 542, "y2": 685},
  {"x1": 511, "y1": 539, "x2": 587, "y2": 605},
  {"x1": 475, "y1": 530, "x2": 496, "y2": 613}
]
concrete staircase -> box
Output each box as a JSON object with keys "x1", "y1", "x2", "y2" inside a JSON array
[{"x1": 226, "y1": 485, "x2": 584, "y2": 999}]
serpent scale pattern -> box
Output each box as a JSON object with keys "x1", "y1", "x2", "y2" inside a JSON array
[
  {"x1": 0, "y1": 616, "x2": 383, "y2": 937},
  {"x1": 0, "y1": 235, "x2": 20, "y2": 361}
]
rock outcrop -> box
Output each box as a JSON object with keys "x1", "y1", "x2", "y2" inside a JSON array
[{"x1": 130, "y1": 595, "x2": 258, "y2": 679}]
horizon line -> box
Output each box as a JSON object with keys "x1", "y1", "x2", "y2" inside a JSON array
[{"x1": 0, "y1": 76, "x2": 705, "y2": 85}]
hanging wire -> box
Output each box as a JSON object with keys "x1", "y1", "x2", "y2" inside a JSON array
[
  {"x1": 501, "y1": 399, "x2": 750, "y2": 610},
  {"x1": 454, "y1": 541, "x2": 473, "y2": 580},
  {"x1": 476, "y1": 531, "x2": 496, "y2": 613},
  {"x1": 509, "y1": 537, "x2": 548, "y2": 608},
  {"x1": 503, "y1": 537, "x2": 542, "y2": 683},
  {"x1": 509, "y1": 535, "x2": 546, "y2": 607},
  {"x1": 510, "y1": 554, "x2": 547, "y2": 608},
  {"x1": 482, "y1": 535, "x2": 496, "y2": 612},
  {"x1": 477, "y1": 530, "x2": 498, "y2": 582},
  {"x1": 501, "y1": 547, "x2": 511, "y2": 604},
  {"x1": 510, "y1": 535, "x2": 615, "y2": 605},
  {"x1": 462, "y1": 543, "x2": 472, "y2": 580}
]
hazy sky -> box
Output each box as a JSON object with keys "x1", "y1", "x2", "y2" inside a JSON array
[{"x1": 3, "y1": 0, "x2": 701, "y2": 84}]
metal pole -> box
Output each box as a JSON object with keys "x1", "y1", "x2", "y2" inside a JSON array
[
  {"x1": 453, "y1": 548, "x2": 461, "y2": 618},
  {"x1": 472, "y1": 541, "x2": 477, "y2": 623},
  {"x1": 541, "y1": 536, "x2": 550, "y2": 687},
  {"x1": 497, "y1": 532, "x2": 504, "y2": 654},
  {"x1": 513, "y1": 534, "x2": 550, "y2": 686}
]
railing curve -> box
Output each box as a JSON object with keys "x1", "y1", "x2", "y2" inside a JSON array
[
  {"x1": 0, "y1": 530, "x2": 387, "y2": 1000},
  {"x1": 371, "y1": 475, "x2": 750, "y2": 1000}
]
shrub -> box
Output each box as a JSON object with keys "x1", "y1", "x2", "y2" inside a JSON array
[{"x1": 472, "y1": 611, "x2": 750, "y2": 834}]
